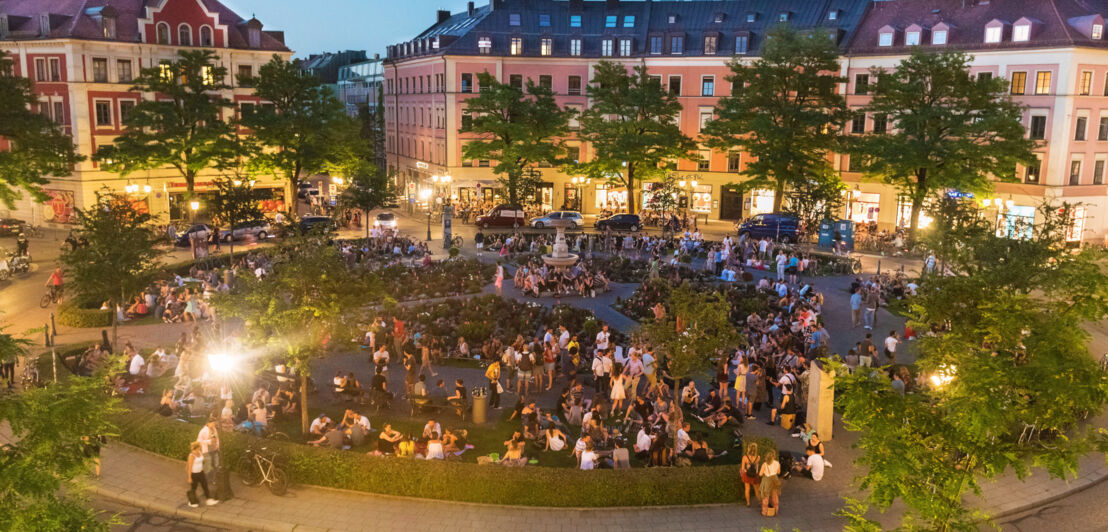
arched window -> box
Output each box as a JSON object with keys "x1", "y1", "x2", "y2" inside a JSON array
[
  {"x1": 155, "y1": 22, "x2": 170, "y2": 44},
  {"x1": 199, "y1": 25, "x2": 213, "y2": 47},
  {"x1": 177, "y1": 23, "x2": 192, "y2": 46}
]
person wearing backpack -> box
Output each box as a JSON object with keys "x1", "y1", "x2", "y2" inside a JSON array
[{"x1": 517, "y1": 348, "x2": 534, "y2": 396}]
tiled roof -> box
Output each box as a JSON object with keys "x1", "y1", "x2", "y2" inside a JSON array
[
  {"x1": 389, "y1": 0, "x2": 869, "y2": 60},
  {"x1": 847, "y1": 0, "x2": 1108, "y2": 55},
  {"x1": 0, "y1": 0, "x2": 289, "y2": 51}
]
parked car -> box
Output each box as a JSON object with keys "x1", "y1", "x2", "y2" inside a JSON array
[
  {"x1": 298, "y1": 215, "x2": 336, "y2": 234},
  {"x1": 475, "y1": 204, "x2": 526, "y2": 229},
  {"x1": 296, "y1": 182, "x2": 315, "y2": 199},
  {"x1": 594, "y1": 213, "x2": 641, "y2": 232},
  {"x1": 373, "y1": 212, "x2": 398, "y2": 229},
  {"x1": 737, "y1": 213, "x2": 800, "y2": 243},
  {"x1": 0, "y1": 218, "x2": 26, "y2": 236},
  {"x1": 220, "y1": 219, "x2": 272, "y2": 242},
  {"x1": 530, "y1": 211, "x2": 583, "y2": 229},
  {"x1": 173, "y1": 224, "x2": 215, "y2": 246}
]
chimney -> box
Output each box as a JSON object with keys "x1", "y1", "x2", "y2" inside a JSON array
[
  {"x1": 606, "y1": 0, "x2": 619, "y2": 9},
  {"x1": 437, "y1": 9, "x2": 451, "y2": 23},
  {"x1": 491, "y1": 0, "x2": 504, "y2": 11},
  {"x1": 468, "y1": 1, "x2": 475, "y2": 16},
  {"x1": 569, "y1": 0, "x2": 583, "y2": 9}
]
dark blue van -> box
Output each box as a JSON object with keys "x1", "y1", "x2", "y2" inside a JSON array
[{"x1": 738, "y1": 213, "x2": 800, "y2": 242}]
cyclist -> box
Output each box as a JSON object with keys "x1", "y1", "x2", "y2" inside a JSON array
[
  {"x1": 45, "y1": 266, "x2": 64, "y2": 299},
  {"x1": 15, "y1": 233, "x2": 28, "y2": 257}
]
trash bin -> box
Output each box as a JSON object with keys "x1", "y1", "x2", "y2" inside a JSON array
[{"x1": 471, "y1": 386, "x2": 489, "y2": 424}]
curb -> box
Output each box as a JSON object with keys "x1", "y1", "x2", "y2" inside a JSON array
[{"x1": 986, "y1": 465, "x2": 1108, "y2": 522}]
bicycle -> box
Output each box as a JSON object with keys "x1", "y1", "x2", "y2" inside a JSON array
[
  {"x1": 24, "y1": 225, "x2": 44, "y2": 238},
  {"x1": 39, "y1": 286, "x2": 62, "y2": 308},
  {"x1": 450, "y1": 235, "x2": 463, "y2": 248},
  {"x1": 236, "y1": 443, "x2": 289, "y2": 496}
]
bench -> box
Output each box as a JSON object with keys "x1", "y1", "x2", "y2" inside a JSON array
[{"x1": 408, "y1": 395, "x2": 468, "y2": 420}]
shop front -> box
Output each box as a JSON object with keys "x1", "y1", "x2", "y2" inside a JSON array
[
  {"x1": 746, "y1": 189, "x2": 775, "y2": 216},
  {"x1": 595, "y1": 184, "x2": 628, "y2": 212},
  {"x1": 848, "y1": 192, "x2": 882, "y2": 225},
  {"x1": 895, "y1": 196, "x2": 935, "y2": 230},
  {"x1": 996, "y1": 204, "x2": 1035, "y2": 240}
]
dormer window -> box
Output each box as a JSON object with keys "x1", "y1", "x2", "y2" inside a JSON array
[
  {"x1": 1093, "y1": 24, "x2": 1104, "y2": 40},
  {"x1": 478, "y1": 36, "x2": 492, "y2": 53},
  {"x1": 984, "y1": 24, "x2": 1002, "y2": 43},
  {"x1": 933, "y1": 29, "x2": 948, "y2": 44},
  {"x1": 606, "y1": 15, "x2": 617, "y2": 28},
  {"x1": 0, "y1": 15, "x2": 9, "y2": 39},
  {"x1": 779, "y1": 12, "x2": 790, "y2": 22},
  {"x1": 178, "y1": 24, "x2": 192, "y2": 46},
  {"x1": 828, "y1": 10, "x2": 839, "y2": 21},
  {"x1": 156, "y1": 22, "x2": 170, "y2": 44},
  {"x1": 668, "y1": 14, "x2": 677, "y2": 24},
  {"x1": 248, "y1": 27, "x2": 260, "y2": 47},
  {"x1": 40, "y1": 14, "x2": 50, "y2": 35},
  {"x1": 624, "y1": 16, "x2": 635, "y2": 28},
  {"x1": 746, "y1": 13, "x2": 757, "y2": 23},
  {"x1": 905, "y1": 30, "x2": 920, "y2": 45},
  {"x1": 1013, "y1": 24, "x2": 1030, "y2": 42},
  {"x1": 878, "y1": 25, "x2": 895, "y2": 47},
  {"x1": 509, "y1": 36, "x2": 522, "y2": 55},
  {"x1": 713, "y1": 13, "x2": 724, "y2": 24},
  {"x1": 509, "y1": 13, "x2": 521, "y2": 26},
  {"x1": 539, "y1": 14, "x2": 550, "y2": 27},
  {"x1": 570, "y1": 15, "x2": 581, "y2": 28},
  {"x1": 541, "y1": 37, "x2": 552, "y2": 56}
]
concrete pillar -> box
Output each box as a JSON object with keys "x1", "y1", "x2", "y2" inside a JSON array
[{"x1": 806, "y1": 362, "x2": 835, "y2": 441}]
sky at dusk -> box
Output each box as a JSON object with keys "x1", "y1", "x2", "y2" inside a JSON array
[{"x1": 224, "y1": 0, "x2": 476, "y2": 58}]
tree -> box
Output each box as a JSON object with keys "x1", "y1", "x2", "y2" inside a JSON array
[
  {"x1": 61, "y1": 191, "x2": 164, "y2": 349},
  {"x1": 835, "y1": 202, "x2": 1108, "y2": 531},
  {"x1": 643, "y1": 173, "x2": 680, "y2": 235},
  {"x1": 337, "y1": 163, "x2": 396, "y2": 239},
  {"x1": 789, "y1": 175, "x2": 847, "y2": 231},
  {"x1": 852, "y1": 50, "x2": 1037, "y2": 239},
  {"x1": 460, "y1": 72, "x2": 573, "y2": 205},
  {"x1": 213, "y1": 237, "x2": 361, "y2": 434},
  {"x1": 242, "y1": 55, "x2": 359, "y2": 217},
  {"x1": 643, "y1": 283, "x2": 741, "y2": 449},
  {"x1": 0, "y1": 368, "x2": 122, "y2": 531},
  {"x1": 93, "y1": 50, "x2": 232, "y2": 214},
  {"x1": 0, "y1": 50, "x2": 83, "y2": 207},
  {"x1": 703, "y1": 25, "x2": 848, "y2": 214},
  {"x1": 577, "y1": 62, "x2": 695, "y2": 214},
  {"x1": 208, "y1": 177, "x2": 264, "y2": 261}
]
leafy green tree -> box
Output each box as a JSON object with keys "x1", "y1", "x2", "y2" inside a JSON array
[
  {"x1": 208, "y1": 177, "x2": 264, "y2": 260},
  {"x1": 61, "y1": 191, "x2": 164, "y2": 349},
  {"x1": 242, "y1": 55, "x2": 358, "y2": 217},
  {"x1": 93, "y1": 50, "x2": 232, "y2": 212},
  {"x1": 644, "y1": 174, "x2": 680, "y2": 235},
  {"x1": 0, "y1": 50, "x2": 83, "y2": 207},
  {"x1": 703, "y1": 26, "x2": 848, "y2": 214},
  {"x1": 789, "y1": 176, "x2": 847, "y2": 231},
  {"x1": 337, "y1": 163, "x2": 397, "y2": 239},
  {"x1": 0, "y1": 369, "x2": 122, "y2": 531},
  {"x1": 460, "y1": 72, "x2": 572, "y2": 205},
  {"x1": 852, "y1": 50, "x2": 1037, "y2": 238},
  {"x1": 835, "y1": 202, "x2": 1108, "y2": 531},
  {"x1": 577, "y1": 62, "x2": 695, "y2": 214},
  {"x1": 213, "y1": 237, "x2": 362, "y2": 433}
]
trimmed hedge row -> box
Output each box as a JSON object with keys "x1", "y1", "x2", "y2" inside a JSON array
[
  {"x1": 57, "y1": 299, "x2": 112, "y2": 328},
  {"x1": 114, "y1": 409, "x2": 774, "y2": 507}
]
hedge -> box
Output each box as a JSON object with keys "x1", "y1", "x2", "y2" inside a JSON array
[
  {"x1": 57, "y1": 299, "x2": 111, "y2": 328},
  {"x1": 113, "y1": 408, "x2": 776, "y2": 507}
]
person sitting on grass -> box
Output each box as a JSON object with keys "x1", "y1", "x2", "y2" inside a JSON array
[
  {"x1": 375, "y1": 424, "x2": 403, "y2": 455},
  {"x1": 685, "y1": 431, "x2": 727, "y2": 462},
  {"x1": 680, "y1": 381, "x2": 701, "y2": 410},
  {"x1": 309, "y1": 422, "x2": 346, "y2": 449},
  {"x1": 309, "y1": 414, "x2": 332, "y2": 437},
  {"x1": 443, "y1": 429, "x2": 471, "y2": 455},
  {"x1": 446, "y1": 378, "x2": 468, "y2": 417},
  {"x1": 500, "y1": 431, "x2": 527, "y2": 467},
  {"x1": 543, "y1": 426, "x2": 568, "y2": 452}
]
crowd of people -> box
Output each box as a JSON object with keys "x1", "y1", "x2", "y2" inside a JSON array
[{"x1": 511, "y1": 257, "x2": 612, "y2": 297}]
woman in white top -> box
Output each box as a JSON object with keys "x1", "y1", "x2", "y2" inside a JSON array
[
  {"x1": 544, "y1": 427, "x2": 567, "y2": 451},
  {"x1": 758, "y1": 451, "x2": 782, "y2": 515},
  {"x1": 186, "y1": 442, "x2": 217, "y2": 507},
  {"x1": 579, "y1": 445, "x2": 598, "y2": 470}
]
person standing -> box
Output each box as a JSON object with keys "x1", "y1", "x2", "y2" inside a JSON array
[
  {"x1": 883, "y1": 330, "x2": 900, "y2": 365},
  {"x1": 741, "y1": 442, "x2": 762, "y2": 507},
  {"x1": 849, "y1": 288, "x2": 863, "y2": 328},
  {"x1": 485, "y1": 358, "x2": 501, "y2": 408},
  {"x1": 775, "y1": 250, "x2": 787, "y2": 282},
  {"x1": 186, "y1": 442, "x2": 218, "y2": 507},
  {"x1": 196, "y1": 419, "x2": 221, "y2": 475},
  {"x1": 759, "y1": 451, "x2": 782, "y2": 516},
  {"x1": 495, "y1": 261, "x2": 505, "y2": 296},
  {"x1": 863, "y1": 287, "x2": 879, "y2": 330}
]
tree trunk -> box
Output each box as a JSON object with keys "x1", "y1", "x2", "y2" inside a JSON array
[
  {"x1": 508, "y1": 171, "x2": 520, "y2": 205},
  {"x1": 228, "y1": 216, "x2": 235, "y2": 264},
  {"x1": 908, "y1": 169, "x2": 928, "y2": 241},
  {"x1": 772, "y1": 180, "x2": 786, "y2": 213},
  {"x1": 300, "y1": 373, "x2": 310, "y2": 435},
  {"x1": 289, "y1": 161, "x2": 303, "y2": 220},
  {"x1": 626, "y1": 167, "x2": 637, "y2": 215}
]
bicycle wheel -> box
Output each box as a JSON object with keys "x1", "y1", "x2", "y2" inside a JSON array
[
  {"x1": 267, "y1": 467, "x2": 289, "y2": 496},
  {"x1": 267, "y1": 431, "x2": 290, "y2": 442},
  {"x1": 39, "y1": 293, "x2": 51, "y2": 308},
  {"x1": 850, "y1": 259, "x2": 863, "y2": 275},
  {"x1": 236, "y1": 456, "x2": 261, "y2": 487},
  {"x1": 452, "y1": 236, "x2": 463, "y2": 248}
]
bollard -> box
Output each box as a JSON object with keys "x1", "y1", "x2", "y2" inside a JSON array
[
  {"x1": 50, "y1": 313, "x2": 56, "y2": 343},
  {"x1": 43, "y1": 323, "x2": 50, "y2": 347},
  {"x1": 876, "y1": 259, "x2": 881, "y2": 275}
]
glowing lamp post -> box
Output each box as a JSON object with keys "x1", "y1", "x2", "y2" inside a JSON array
[{"x1": 420, "y1": 188, "x2": 432, "y2": 240}]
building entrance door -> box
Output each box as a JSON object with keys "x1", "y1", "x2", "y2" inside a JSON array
[{"x1": 720, "y1": 187, "x2": 743, "y2": 220}]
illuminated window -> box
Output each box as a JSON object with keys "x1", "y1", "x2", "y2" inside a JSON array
[{"x1": 510, "y1": 37, "x2": 522, "y2": 55}]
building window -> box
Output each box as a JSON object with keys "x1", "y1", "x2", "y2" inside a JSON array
[
  {"x1": 1034, "y1": 71, "x2": 1051, "y2": 95},
  {"x1": 746, "y1": 13, "x2": 756, "y2": 23},
  {"x1": 1010, "y1": 71, "x2": 1026, "y2": 95},
  {"x1": 568, "y1": 75, "x2": 581, "y2": 95},
  {"x1": 714, "y1": 13, "x2": 725, "y2": 23},
  {"x1": 509, "y1": 74, "x2": 522, "y2": 89},
  {"x1": 619, "y1": 38, "x2": 632, "y2": 56},
  {"x1": 650, "y1": 36, "x2": 663, "y2": 54},
  {"x1": 624, "y1": 15, "x2": 635, "y2": 28},
  {"x1": 51, "y1": 101, "x2": 65, "y2": 124},
  {"x1": 1095, "y1": 160, "x2": 1106, "y2": 185},
  {"x1": 1069, "y1": 160, "x2": 1082, "y2": 185},
  {"x1": 541, "y1": 37, "x2": 552, "y2": 56},
  {"x1": 699, "y1": 109, "x2": 713, "y2": 131},
  {"x1": 932, "y1": 30, "x2": 948, "y2": 45},
  {"x1": 92, "y1": 58, "x2": 108, "y2": 82},
  {"x1": 1029, "y1": 115, "x2": 1046, "y2": 140},
  {"x1": 671, "y1": 35, "x2": 684, "y2": 54},
  {"x1": 978, "y1": 72, "x2": 993, "y2": 82},
  {"x1": 567, "y1": 104, "x2": 582, "y2": 129},
  {"x1": 1099, "y1": 117, "x2": 1108, "y2": 140},
  {"x1": 855, "y1": 73, "x2": 869, "y2": 95},
  {"x1": 94, "y1": 101, "x2": 112, "y2": 127},
  {"x1": 461, "y1": 73, "x2": 472, "y2": 93},
  {"x1": 872, "y1": 114, "x2": 888, "y2": 134},
  {"x1": 34, "y1": 58, "x2": 46, "y2": 82},
  {"x1": 237, "y1": 65, "x2": 253, "y2": 86},
  {"x1": 119, "y1": 100, "x2": 135, "y2": 124},
  {"x1": 1013, "y1": 24, "x2": 1030, "y2": 42},
  {"x1": 177, "y1": 24, "x2": 192, "y2": 46},
  {"x1": 570, "y1": 38, "x2": 581, "y2": 56},
  {"x1": 779, "y1": 12, "x2": 790, "y2": 22},
  {"x1": 727, "y1": 152, "x2": 741, "y2": 172},
  {"x1": 49, "y1": 58, "x2": 61, "y2": 81},
  {"x1": 828, "y1": 10, "x2": 839, "y2": 21},
  {"x1": 985, "y1": 26, "x2": 1002, "y2": 43},
  {"x1": 200, "y1": 26, "x2": 213, "y2": 46},
  {"x1": 606, "y1": 15, "x2": 617, "y2": 28},
  {"x1": 701, "y1": 76, "x2": 714, "y2": 96},
  {"x1": 1080, "y1": 71, "x2": 1093, "y2": 95},
  {"x1": 566, "y1": 145, "x2": 580, "y2": 163},
  {"x1": 156, "y1": 22, "x2": 170, "y2": 44},
  {"x1": 539, "y1": 75, "x2": 552, "y2": 89},
  {"x1": 1076, "y1": 116, "x2": 1088, "y2": 141},
  {"x1": 1094, "y1": 24, "x2": 1104, "y2": 40},
  {"x1": 905, "y1": 31, "x2": 920, "y2": 46},
  {"x1": 201, "y1": 65, "x2": 215, "y2": 86},
  {"x1": 102, "y1": 17, "x2": 116, "y2": 39},
  {"x1": 1024, "y1": 159, "x2": 1040, "y2": 183},
  {"x1": 851, "y1": 114, "x2": 866, "y2": 134},
  {"x1": 117, "y1": 59, "x2": 132, "y2": 82},
  {"x1": 478, "y1": 36, "x2": 492, "y2": 53},
  {"x1": 735, "y1": 35, "x2": 749, "y2": 54},
  {"x1": 669, "y1": 14, "x2": 677, "y2": 24},
  {"x1": 570, "y1": 15, "x2": 581, "y2": 28},
  {"x1": 878, "y1": 32, "x2": 893, "y2": 47},
  {"x1": 704, "y1": 35, "x2": 717, "y2": 54},
  {"x1": 539, "y1": 14, "x2": 550, "y2": 27},
  {"x1": 601, "y1": 39, "x2": 613, "y2": 57},
  {"x1": 698, "y1": 151, "x2": 710, "y2": 171},
  {"x1": 510, "y1": 37, "x2": 522, "y2": 55},
  {"x1": 668, "y1": 76, "x2": 681, "y2": 95},
  {"x1": 509, "y1": 13, "x2": 521, "y2": 26}
]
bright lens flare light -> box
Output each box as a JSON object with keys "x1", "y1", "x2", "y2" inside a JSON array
[
  {"x1": 930, "y1": 364, "x2": 956, "y2": 388},
  {"x1": 208, "y1": 352, "x2": 237, "y2": 375}
]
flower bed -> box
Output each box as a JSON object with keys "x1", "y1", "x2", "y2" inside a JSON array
[
  {"x1": 57, "y1": 298, "x2": 112, "y2": 328},
  {"x1": 365, "y1": 259, "x2": 494, "y2": 301},
  {"x1": 616, "y1": 278, "x2": 772, "y2": 325}
]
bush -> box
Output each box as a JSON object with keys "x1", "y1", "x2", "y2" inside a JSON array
[
  {"x1": 57, "y1": 299, "x2": 111, "y2": 328},
  {"x1": 112, "y1": 409, "x2": 749, "y2": 507},
  {"x1": 448, "y1": 246, "x2": 460, "y2": 258}
]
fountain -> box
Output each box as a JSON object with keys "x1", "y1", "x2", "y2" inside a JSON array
[{"x1": 542, "y1": 218, "x2": 579, "y2": 268}]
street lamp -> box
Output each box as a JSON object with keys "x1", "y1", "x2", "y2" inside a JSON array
[{"x1": 419, "y1": 188, "x2": 432, "y2": 240}]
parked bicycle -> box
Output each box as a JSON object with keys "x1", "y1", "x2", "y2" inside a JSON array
[
  {"x1": 236, "y1": 443, "x2": 289, "y2": 496},
  {"x1": 24, "y1": 225, "x2": 45, "y2": 238}
]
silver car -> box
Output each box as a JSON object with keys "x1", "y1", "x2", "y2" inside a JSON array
[
  {"x1": 530, "y1": 211, "x2": 584, "y2": 229},
  {"x1": 220, "y1": 219, "x2": 272, "y2": 242}
]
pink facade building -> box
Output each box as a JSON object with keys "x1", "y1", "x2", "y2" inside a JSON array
[{"x1": 387, "y1": 0, "x2": 1108, "y2": 243}]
